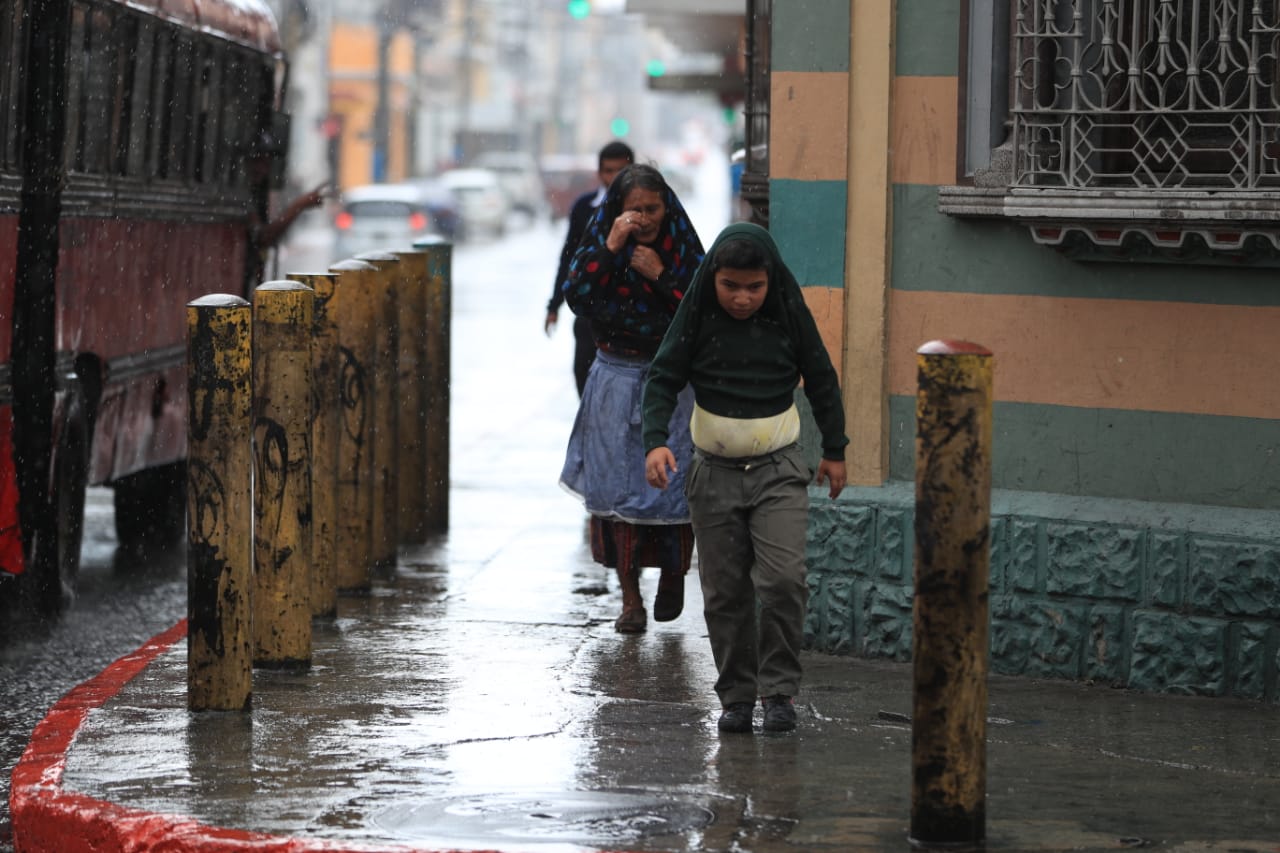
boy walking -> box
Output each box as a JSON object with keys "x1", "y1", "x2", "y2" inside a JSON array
[{"x1": 641, "y1": 222, "x2": 847, "y2": 733}]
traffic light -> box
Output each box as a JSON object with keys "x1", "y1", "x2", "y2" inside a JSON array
[
  {"x1": 610, "y1": 117, "x2": 630, "y2": 137},
  {"x1": 567, "y1": 0, "x2": 589, "y2": 18},
  {"x1": 646, "y1": 59, "x2": 666, "y2": 78}
]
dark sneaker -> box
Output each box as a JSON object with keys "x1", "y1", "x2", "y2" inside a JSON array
[
  {"x1": 761, "y1": 695, "x2": 796, "y2": 732},
  {"x1": 717, "y1": 702, "x2": 755, "y2": 734}
]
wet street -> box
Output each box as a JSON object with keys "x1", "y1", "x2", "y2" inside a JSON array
[
  {"x1": 7, "y1": 168, "x2": 1280, "y2": 852},
  {"x1": 0, "y1": 168, "x2": 733, "y2": 852},
  {"x1": 0, "y1": 491, "x2": 187, "y2": 852}
]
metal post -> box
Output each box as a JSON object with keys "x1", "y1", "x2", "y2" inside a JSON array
[
  {"x1": 186, "y1": 295, "x2": 253, "y2": 712},
  {"x1": 288, "y1": 271, "x2": 340, "y2": 618},
  {"x1": 910, "y1": 339, "x2": 993, "y2": 849},
  {"x1": 328, "y1": 259, "x2": 378, "y2": 592},
  {"x1": 392, "y1": 248, "x2": 428, "y2": 543},
  {"x1": 355, "y1": 251, "x2": 400, "y2": 568},
  {"x1": 251, "y1": 282, "x2": 314, "y2": 669},
  {"x1": 12, "y1": 0, "x2": 71, "y2": 611},
  {"x1": 414, "y1": 237, "x2": 451, "y2": 533}
]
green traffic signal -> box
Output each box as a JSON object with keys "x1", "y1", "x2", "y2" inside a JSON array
[
  {"x1": 610, "y1": 117, "x2": 630, "y2": 137},
  {"x1": 567, "y1": 0, "x2": 589, "y2": 18},
  {"x1": 646, "y1": 59, "x2": 666, "y2": 77}
]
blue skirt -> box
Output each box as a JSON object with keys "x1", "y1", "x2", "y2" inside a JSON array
[{"x1": 560, "y1": 349, "x2": 694, "y2": 525}]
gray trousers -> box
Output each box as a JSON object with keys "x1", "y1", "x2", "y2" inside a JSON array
[{"x1": 685, "y1": 443, "x2": 811, "y2": 706}]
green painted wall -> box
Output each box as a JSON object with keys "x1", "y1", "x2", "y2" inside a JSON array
[
  {"x1": 886, "y1": 396, "x2": 1280, "y2": 510},
  {"x1": 803, "y1": 483, "x2": 1280, "y2": 702},
  {"x1": 892, "y1": 184, "x2": 1280, "y2": 306},
  {"x1": 770, "y1": 178, "x2": 847, "y2": 287},
  {"x1": 772, "y1": 0, "x2": 850, "y2": 72},
  {"x1": 895, "y1": 0, "x2": 961, "y2": 76}
]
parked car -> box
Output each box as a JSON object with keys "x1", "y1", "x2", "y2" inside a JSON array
[
  {"x1": 406, "y1": 176, "x2": 463, "y2": 242},
  {"x1": 332, "y1": 182, "x2": 438, "y2": 259},
  {"x1": 540, "y1": 153, "x2": 598, "y2": 220},
  {"x1": 440, "y1": 168, "x2": 510, "y2": 240},
  {"x1": 470, "y1": 151, "x2": 549, "y2": 219}
]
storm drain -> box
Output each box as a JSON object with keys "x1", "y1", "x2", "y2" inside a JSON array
[{"x1": 375, "y1": 790, "x2": 716, "y2": 847}]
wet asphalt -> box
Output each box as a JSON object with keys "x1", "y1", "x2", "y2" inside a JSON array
[{"x1": 18, "y1": 218, "x2": 1280, "y2": 852}]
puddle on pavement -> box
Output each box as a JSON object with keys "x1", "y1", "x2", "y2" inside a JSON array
[{"x1": 373, "y1": 789, "x2": 715, "y2": 850}]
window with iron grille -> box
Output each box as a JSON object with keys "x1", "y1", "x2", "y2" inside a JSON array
[
  {"x1": 1013, "y1": 0, "x2": 1280, "y2": 190},
  {"x1": 943, "y1": 0, "x2": 1280, "y2": 263}
]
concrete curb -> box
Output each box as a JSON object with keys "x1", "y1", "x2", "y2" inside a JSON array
[{"x1": 7, "y1": 621, "x2": 512, "y2": 853}]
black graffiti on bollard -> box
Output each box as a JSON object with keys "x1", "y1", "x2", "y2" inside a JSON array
[
  {"x1": 338, "y1": 345, "x2": 367, "y2": 469},
  {"x1": 187, "y1": 457, "x2": 229, "y2": 656},
  {"x1": 254, "y1": 416, "x2": 293, "y2": 572},
  {"x1": 187, "y1": 313, "x2": 240, "y2": 444}
]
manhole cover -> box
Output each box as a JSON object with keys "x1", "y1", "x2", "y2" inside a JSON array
[{"x1": 376, "y1": 790, "x2": 715, "y2": 846}]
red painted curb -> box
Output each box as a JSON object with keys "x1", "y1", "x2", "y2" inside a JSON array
[{"x1": 8, "y1": 620, "x2": 525, "y2": 853}]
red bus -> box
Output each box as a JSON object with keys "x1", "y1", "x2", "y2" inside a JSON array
[{"x1": 1, "y1": 0, "x2": 287, "y2": 612}]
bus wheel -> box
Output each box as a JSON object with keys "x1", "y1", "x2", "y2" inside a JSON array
[{"x1": 113, "y1": 461, "x2": 186, "y2": 554}]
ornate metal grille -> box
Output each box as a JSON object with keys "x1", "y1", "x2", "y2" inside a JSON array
[{"x1": 1012, "y1": 0, "x2": 1280, "y2": 189}]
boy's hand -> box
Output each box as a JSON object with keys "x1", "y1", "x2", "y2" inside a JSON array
[
  {"x1": 645, "y1": 447, "x2": 677, "y2": 490},
  {"x1": 816, "y1": 459, "x2": 846, "y2": 500}
]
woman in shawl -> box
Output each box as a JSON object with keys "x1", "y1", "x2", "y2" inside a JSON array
[
  {"x1": 639, "y1": 222, "x2": 848, "y2": 734},
  {"x1": 560, "y1": 164, "x2": 705, "y2": 634}
]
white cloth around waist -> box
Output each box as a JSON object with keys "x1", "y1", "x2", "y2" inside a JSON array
[{"x1": 690, "y1": 402, "x2": 800, "y2": 459}]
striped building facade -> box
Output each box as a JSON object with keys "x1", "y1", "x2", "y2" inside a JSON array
[{"x1": 776, "y1": 1, "x2": 1280, "y2": 701}]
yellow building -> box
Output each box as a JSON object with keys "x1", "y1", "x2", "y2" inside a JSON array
[{"x1": 327, "y1": 22, "x2": 416, "y2": 189}]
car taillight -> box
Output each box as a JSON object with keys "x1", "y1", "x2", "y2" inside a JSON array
[
  {"x1": 409, "y1": 211, "x2": 428, "y2": 231},
  {"x1": 335, "y1": 211, "x2": 354, "y2": 230}
]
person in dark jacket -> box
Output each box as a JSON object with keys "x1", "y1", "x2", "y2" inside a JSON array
[
  {"x1": 545, "y1": 140, "x2": 634, "y2": 397},
  {"x1": 642, "y1": 222, "x2": 848, "y2": 734}
]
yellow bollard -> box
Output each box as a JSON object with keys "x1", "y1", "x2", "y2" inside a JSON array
[
  {"x1": 354, "y1": 251, "x2": 401, "y2": 569},
  {"x1": 392, "y1": 248, "x2": 428, "y2": 544},
  {"x1": 251, "y1": 281, "x2": 314, "y2": 669},
  {"x1": 910, "y1": 339, "x2": 993, "y2": 849},
  {"x1": 288, "y1": 271, "x2": 339, "y2": 618},
  {"x1": 186, "y1": 294, "x2": 253, "y2": 712},
  {"x1": 328, "y1": 259, "x2": 378, "y2": 592},
  {"x1": 414, "y1": 237, "x2": 452, "y2": 533}
]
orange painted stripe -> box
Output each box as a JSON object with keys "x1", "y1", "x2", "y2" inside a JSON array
[
  {"x1": 890, "y1": 76, "x2": 958, "y2": 186},
  {"x1": 803, "y1": 286, "x2": 846, "y2": 385},
  {"x1": 771, "y1": 71, "x2": 849, "y2": 182},
  {"x1": 889, "y1": 290, "x2": 1280, "y2": 420}
]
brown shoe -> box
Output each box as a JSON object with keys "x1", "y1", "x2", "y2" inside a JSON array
[
  {"x1": 614, "y1": 606, "x2": 647, "y2": 633},
  {"x1": 614, "y1": 563, "x2": 646, "y2": 633},
  {"x1": 653, "y1": 569, "x2": 684, "y2": 622}
]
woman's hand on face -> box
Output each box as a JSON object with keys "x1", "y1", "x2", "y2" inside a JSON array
[
  {"x1": 606, "y1": 213, "x2": 642, "y2": 253},
  {"x1": 629, "y1": 245, "x2": 664, "y2": 281}
]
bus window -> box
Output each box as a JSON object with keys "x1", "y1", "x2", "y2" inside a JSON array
[
  {"x1": 124, "y1": 16, "x2": 153, "y2": 178},
  {"x1": 220, "y1": 53, "x2": 247, "y2": 186},
  {"x1": 79, "y1": 7, "x2": 119, "y2": 174},
  {"x1": 0, "y1": 0, "x2": 21, "y2": 169},
  {"x1": 111, "y1": 13, "x2": 138, "y2": 177},
  {"x1": 165, "y1": 34, "x2": 195, "y2": 180},
  {"x1": 193, "y1": 42, "x2": 223, "y2": 184},
  {"x1": 64, "y1": 4, "x2": 86, "y2": 172},
  {"x1": 147, "y1": 26, "x2": 171, "y2": 179}
]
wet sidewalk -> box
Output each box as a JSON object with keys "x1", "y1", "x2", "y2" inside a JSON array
[{"x1": 11, "y1": 226, "x2": 1280, "y2": 852}]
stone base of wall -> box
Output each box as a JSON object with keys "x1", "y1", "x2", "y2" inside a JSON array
[{"x1": 804, "y1": 482, "x2": 1280, "y2": 703}]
